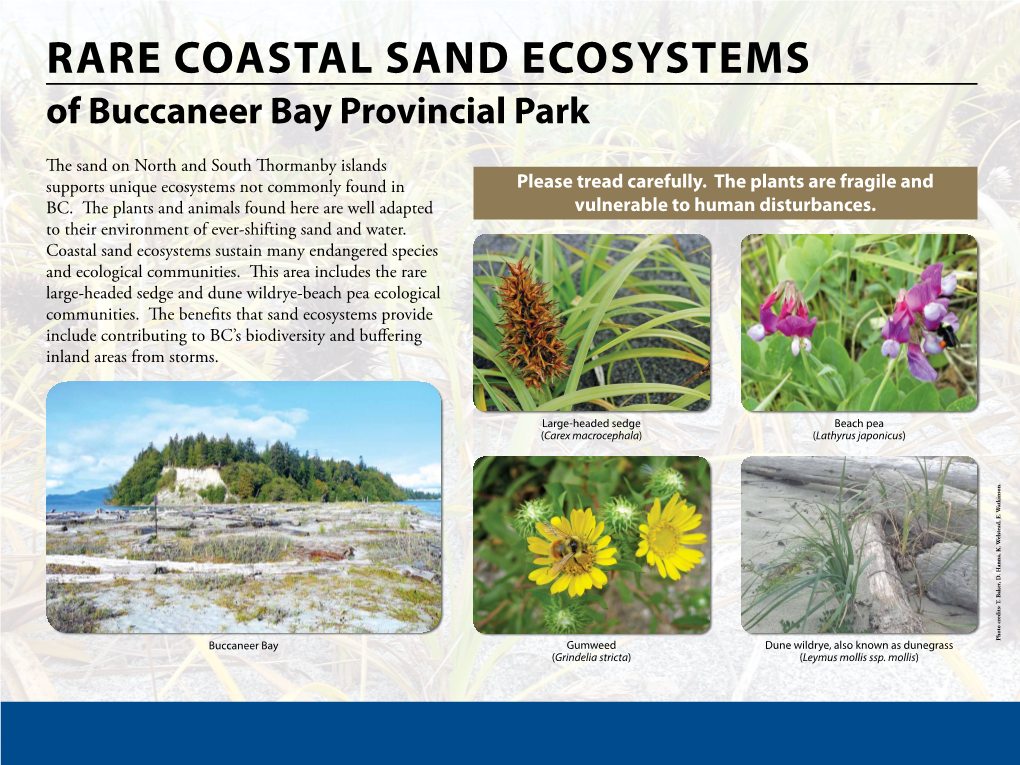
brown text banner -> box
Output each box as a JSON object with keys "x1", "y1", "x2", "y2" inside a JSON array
[{"x1": 474, "y1": 166, "x2": 977, "y2": 220}]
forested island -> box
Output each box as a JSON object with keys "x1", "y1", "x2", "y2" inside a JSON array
[{"x1": 108, "y1": 433, "x2": 440, "y2": 505}]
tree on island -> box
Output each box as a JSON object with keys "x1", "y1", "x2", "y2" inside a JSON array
[{"x1": 108, "y1": 435, "x2": 440, "y2": 505}]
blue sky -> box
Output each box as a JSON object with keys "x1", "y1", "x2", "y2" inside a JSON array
[{"x1": 46, "y1": 381, "x2": 441, "y2": 494}]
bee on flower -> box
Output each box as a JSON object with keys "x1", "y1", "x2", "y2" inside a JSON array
[
  {"x1": 527, "y1": 509, "x2": 617, "y2": 597},
  {"x1": 746, "y1": 280, "x2": 818, "y2": 356},
  {"x1": 880, "y1": 262, "x2": 961, "y2": 381}
]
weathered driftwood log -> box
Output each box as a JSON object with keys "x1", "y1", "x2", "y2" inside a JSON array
[
  {"x1": 864, "y1": 470, "x2": 977, "y2": 542},
  {"x1": 743, "y1": 457, "x2": 977, "y2": 493},
  {"x1": 851, "y1": 514, "x2": 924, "y2": 633},
  {"x1": 915, "y1": 542, "x2": 978, "y2": 610}
]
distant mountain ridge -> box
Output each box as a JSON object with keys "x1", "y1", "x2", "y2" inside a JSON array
[
  {"x1": 108, "y1": 433, "x2": 440, "y2": 505},
  {"x1": 46, "y1": 487, "x2": 111, "y2": 510}
]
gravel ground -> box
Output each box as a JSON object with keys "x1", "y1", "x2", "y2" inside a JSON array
[{"x1": 473, "y1": 234, "x2": 711, "y2": 411}]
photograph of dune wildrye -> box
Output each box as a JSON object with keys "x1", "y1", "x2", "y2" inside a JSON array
[
  {"x1": 45, "y1": 381, "x2": 442, "y2": 633},
  {"x1": 741, "y1": 234, "x2": 977, "y2": 412},
  {"x1": 741, "y1": 456, "x2": 977, "y2": 635},
  {"x1": 474, "y1": 456, "x2": 710, "y2": 634},
  {"x1": 473, "y1": 234, "x2": 710, "y2": 412}
]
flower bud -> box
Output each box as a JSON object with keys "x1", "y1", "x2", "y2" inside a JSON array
[
  {"x1": 747, "y1": 323, "x2": 766, "y2": 342},
  {"x1": 881, "y1": 338, "x2": 900, "y2": 358},
  {"x1": 941, "y1": 273, "x2": 957, "y2": 296},
  {"x1": 802, "y1": 338, "x2": 812, "y2": 354},
  {"x1": 791, "y1": 337, "x2": 801, "y2": 356}
]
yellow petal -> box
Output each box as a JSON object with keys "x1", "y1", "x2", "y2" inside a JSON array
[
  {"x1": 636, "y1": 541, "x2": 648, "y2": 556},
  {"x1": 529, "y1": 567, "x2": 551, "y2": 583},
  {"x1": 655, "y1": 558, "x2": 667, "y2": 578},
  {"x1": 675, "y1": 505, "x2": 696, "y2": 527},
  {"x1": 568, "y1": 575, "x2": 580, "y2": 597},
  {"x1": 528, "y1": 538, "x2": 552, "y2": 554},
  {"x1": 662, "y1": 494, "x2": 680, "y2": 520},
  {"x1": 664, "y1": 559, "x2": 681, "y2": 580},
  {"x1": 680, "y1": 533, "x2": 707, "y2": 544},
  {"x1": 550, "y1": 575, "x2": 570, "y2": 594},
  {"x1": 591, "y1": 520, "x2": 605, "y2": 542},
  {"x1": 648, "y1": 498, "x2": 661, "y2": 525},
  {"x1": 678, "y1": 514, "x2": 702, "y2": 532},
  {"x1": 638, "y1": 524, "x2": 649, "y2": 534},
  {"x1": 595, "y1": 535, "x2": 611, "y2": 550},
  {"x1": 590, "y1": 567, "x2": 608, "y2": 586}
]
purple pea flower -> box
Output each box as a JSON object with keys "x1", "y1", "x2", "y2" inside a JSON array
[
  {"x1": 907, "y1": 342, "x2": 938, "y2": 382},
  {"x1": 922, "y1": 333, "x2": 943, "y2": 355},
  {"x1": 880, "y1": 262, "x2": 961, "y2": 382},
  {"x1": 747, "y1": 281, "x2": 817, "y2": 354},
  {"x1": 941, "y1": 273, "x2": 957, "y2": 296}
]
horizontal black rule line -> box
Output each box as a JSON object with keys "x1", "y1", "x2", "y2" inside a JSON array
[{"x1": 45, "y1": 81, "x2": 979, "y2": 87}]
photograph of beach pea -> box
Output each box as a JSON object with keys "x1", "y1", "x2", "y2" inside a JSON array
[
  {"x1": 473, "y1": 234, "x2": 710, "y2": 412},
  {"x1": 45, "y1": 381, "x2": 442, "y2": 634},
  {"x1": 741, "y1": 234, "x2": 977, "y2": 412},
  {"x1": 741, "y1": 456, "x2": 977, "y2": 634},
  {"x1": 473, "y1": 456, "x2": 710, "y2": 634}
]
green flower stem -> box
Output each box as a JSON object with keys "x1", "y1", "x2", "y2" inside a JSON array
[
  {"x1": 754, "y1": 372, "x2": 792, "y2": 411},
  {"x1": 869, "y1": 346, "x2": 902, "y2": 412}
]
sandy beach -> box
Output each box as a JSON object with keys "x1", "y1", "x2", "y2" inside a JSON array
[
  {"x1": 46, "y1": 501, "x2": 441, "y2": 634},
  {"x1": 741, "y1": 458, "x2": 977, "y2": 635}
]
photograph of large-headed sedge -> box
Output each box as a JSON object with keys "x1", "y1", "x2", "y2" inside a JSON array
[{"x1": 473, "y1": 234, "x2": 711, "y2": 412}]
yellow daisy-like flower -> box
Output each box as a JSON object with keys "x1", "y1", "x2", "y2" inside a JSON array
[
  {"x1": 527, "y1": 508, "x2": 617, "y2": 597},
  {"x1": 636, "y1": 493, "x2": 706, "y2": 580}
]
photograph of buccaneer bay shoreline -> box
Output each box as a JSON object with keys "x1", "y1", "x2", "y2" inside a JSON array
[{"x1": 45, "y1": 381, "x2": 442, "y2": 634}]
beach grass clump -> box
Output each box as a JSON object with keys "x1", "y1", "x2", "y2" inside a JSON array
[
  {"x1": 394, "y1": 585, "x2": 441, "y2": 607},
  {"x1": 743, "y1": 461, "x2": 870, "y2": 633},
  {"x1": 362, "y1": 532, "x2": 440, "y2": 572},
  {"x1": 46, "y1": 536, "x2": 109, "y2": 556},
  {"x1": 214, "y1": 594, "x2": 291, "y2": 624},
  {"x1": 389, "y1": 605, "x2": 423, "y2": 624},
  {"x1": 191, "y1": 535, "x2": 295, "y2": 563},
  {"x1": 127, "y1": 535, "x2": 295, "y2": 563},
  {"x1": 46, "y1": 563, "x2": 101, "y2": 575},
  {"x1": 181, "y1": 574, "x2": 249, "y2": 591},
  {"x1": 47, "y1": 595, "x2": 125, "y2": 633}
]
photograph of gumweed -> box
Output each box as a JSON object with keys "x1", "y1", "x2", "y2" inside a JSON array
[
  {"x1": 45, "y1": 381, "x2": 442, "y2": 634},
  {"x1": 473, "y1": 456, "x2": 710, "y2": 634},
  {"x1": 742, "y1": 456, "x2": 977, "y2": 635},
  {"x1": 473, "y1": 234, "x2": 710, "y2": 412},
  {"x1": 741, "y1": 234, "x2": 977, "y2": 412}
]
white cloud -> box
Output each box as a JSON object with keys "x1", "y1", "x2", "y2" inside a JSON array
[
  {"x1": 47, "y1": 479, "x2": 63, "y2": 489},
  {"x1": 392, "y1": 463, "x2": 442, "y2": 490}
]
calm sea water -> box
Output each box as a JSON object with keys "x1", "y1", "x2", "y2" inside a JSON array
[
  {"x1": 398, "y1": 499, "x2": 441, "y2": 516},
  {"x1": 50, "y1": 500, "x2": 443, "y2": 516}
]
